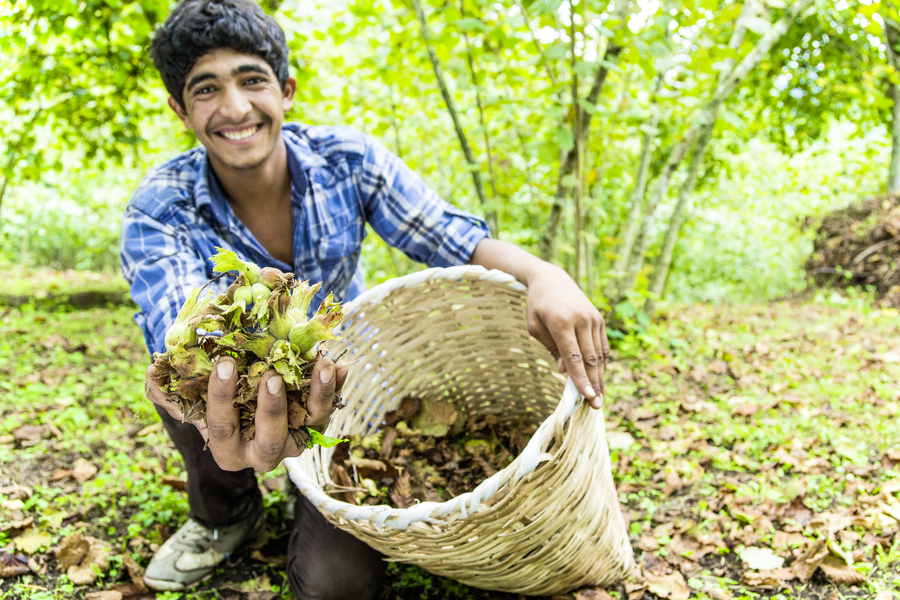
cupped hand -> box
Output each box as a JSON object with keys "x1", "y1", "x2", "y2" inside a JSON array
[
  {"x1": 524, "y1": 263, "x2": 609, "y2": 409},
  {"x1": 144, "y1": 356, "x2": 348, "y2": 472}
]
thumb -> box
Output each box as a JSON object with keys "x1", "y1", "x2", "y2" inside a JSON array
[{"x1": 306, "y1": 358, "x2": 336, "y2": 432}]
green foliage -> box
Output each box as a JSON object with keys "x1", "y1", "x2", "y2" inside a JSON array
[{"x1": 0, "y1": 0, "x2": 894, "y2": 307}]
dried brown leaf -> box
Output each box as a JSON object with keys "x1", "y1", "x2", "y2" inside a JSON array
[
  {"x1": 67, "y1": 537, "x2": 110, "y2": 585},
  {"x1": 701, "y1": 583, "x2": 733, "y2": 600},
  {"x1": 819, "y1": 554, "x2": 867, "y2": 585},
  {"x1": 411, "y1": 399, "x2": 457, "y2": 437},
  {"x1": 72, "y1": 459, "x2": 98, "y2": 484},
  {"x1": 0, "y1": 485, "x2": 32, "y2": 500},
  {"x1": 389, "y1": 472, "x2": 413, "y2": 509},
  {"x1": 55, "y1": 533, "x2": 90, "y2": 569},
  {"x1": 645, "y1": 571, "x2": 690, "y2": 600},
  {"x1": 85, "y1": 592, "x2": 123, "y2": 600},
  {"x1": 160, "y1": 476, "x2": 185, "y2": 490},
  {"x1": 791, "y1": 538, "x2": 829, "y2": 583},
  {"x1": 11, "y1": 425, "x2": 44, "y2": 443},
  {"x1": 0, "y1": 552, "x2": 30, "y2": 578},
  {"x1": 250, "y1": 549, "x2": 287, "y2": 567},
  {"x1": 740, "y1": 568, "x2": 794, "y2": 588},
  {"x1": 637, "y1": 535, "x2": 660, "y2": 551},
  {"x1": 121, "y1": 554, "x2": 147, "y2": 591},
  {"x1": 384, "y1": 396, "x2": 422, "y2": 426}
]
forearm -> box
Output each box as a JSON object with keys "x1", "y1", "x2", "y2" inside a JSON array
[{"x1": 467, "y1": 238, "x2": 561, "y2": 286}]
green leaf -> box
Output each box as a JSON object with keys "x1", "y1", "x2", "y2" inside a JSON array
[
  {"x1": 527, "y1": 0, "x2": 564, "y2": 15},
  {"x1": 720, "y1": 108, "x2": 746, "y2": 131},
  {"x1": 554, "y1": 126, "x2": 574, "y2": 152},
  {"x1": 453, "y1": 17, "x2": 488, "y2": 33},
  {"x1": 306, "y1": 428, "x2": 349, "y2": 449},
  {"x1": 544, "y1": 42, "x2": 569, "y2": 60}
]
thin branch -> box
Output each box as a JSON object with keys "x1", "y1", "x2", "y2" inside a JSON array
[
  {"x1": 514, "y1": 0, "x2": 559, "y2": 87},
  {"x1": 410, "y1": 0, "x2": 494, "y2": 231},
  {"x1": 461, "y1": 2, "x2": 500, "y2": 235}
]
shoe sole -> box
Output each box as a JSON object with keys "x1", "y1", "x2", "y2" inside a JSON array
[{"x1": 143, "y1": 575, "x2": 187, "y2": 592}]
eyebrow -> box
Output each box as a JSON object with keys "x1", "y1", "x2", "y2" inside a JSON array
[{"x1": 186, "y1": 64, "x2": 270, "y2": 93}]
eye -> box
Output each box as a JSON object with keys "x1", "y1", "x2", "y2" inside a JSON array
[
  {"x1": 195, "y1": 85, "x2": 216, "y2": 95},
  {"x1": 244, "y1": 76, "x2": 266, "y2": 85}
]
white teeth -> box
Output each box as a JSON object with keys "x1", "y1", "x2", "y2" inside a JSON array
[{"x1": 222, "y1": 126, "x2": 258, "y2": 140}]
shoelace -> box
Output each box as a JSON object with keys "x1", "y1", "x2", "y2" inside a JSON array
[{"x1": 169, "y1": 520, "x2": 217, "y2": 553}]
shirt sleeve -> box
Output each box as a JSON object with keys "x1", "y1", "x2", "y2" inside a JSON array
[
  {"x1": 355, "y1": 136, "x2": 491, "y2": 267},
  {"x1": 120, "y1": 204, "x2": 211, "y2": 356}
]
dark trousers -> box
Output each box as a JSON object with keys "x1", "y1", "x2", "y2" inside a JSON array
[{"x1": 155, "y1": 405, "x2": 386, "y2": 600}]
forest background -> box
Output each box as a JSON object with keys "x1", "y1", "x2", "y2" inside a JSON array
[{"x1": 0, "y1": 0, "x2": 893, "y2": 319}]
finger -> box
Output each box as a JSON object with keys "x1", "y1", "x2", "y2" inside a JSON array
[
  {"x1": 575, "y1": 324, "x2": 602, "y2": 409},
  {"x1": 527, "y1": 315, "x2": 564, "y2": 372},
  {"x1": 145, "y1": 365, "x2": 184, "y2": 421},
  {"x1": 306, "y1": 358, "x2": 336, "y2": 431},
  {"x1": 193, "y1": 419, "x2": 209, "y2": 443},
  {"x1": 556, "y1": 329, "x2": 597, "y2": 403},
  {"x1": 205, "y1": 357, "x2": 243, "y2": 470},
  {"x1": 252, "y1": 370, "x2": 291, "y2": 471},
  {"x1": 334, "y1": 359, "x2": 349, "y2": 395},
  {"x1": 596, "y1": 314, "x2": 610, "y2": 396}
]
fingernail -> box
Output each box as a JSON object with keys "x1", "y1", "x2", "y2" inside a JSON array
[
  {"x1": 216, "y1": 360, "x2": 234, "y2": 380},
  {"x1": 557, "y1": 357, "x2": 564, "y2": 371},
  {"x1": 267, "y1": 376, "x2": 283, "y2": 395},
  {"x1": 585, "y1": 385, "x2": 596, "y2": 399},
  {"x1": 320, "y1": 363, "x2": 334, "y2": 384}
]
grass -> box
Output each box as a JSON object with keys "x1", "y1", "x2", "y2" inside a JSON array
[{"x1": 1, "y1": 284, "x2": 899, "y2": 600}]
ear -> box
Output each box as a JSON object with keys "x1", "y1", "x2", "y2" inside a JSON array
[
  {"x1": 168, "y1": 96, "x2": 193, "y2": 130},
  {"x1": 281, "y1": 76, "x2": 297, "y2": 112}
]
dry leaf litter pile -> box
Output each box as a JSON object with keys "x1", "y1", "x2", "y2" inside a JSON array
[
  {"x1": 149, "y1": 248, "x2": 347, "y2": 449},
  {"x1": 806, "y1": 193, "x2": 900, "y2": 305},
  {"x1": 328, "y1": 395, "x2": 537, "y2": 506}
]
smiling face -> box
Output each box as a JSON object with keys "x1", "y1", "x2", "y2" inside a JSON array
[{"x1": 168, "y1": 48, "x2": 296, "y2": 173}]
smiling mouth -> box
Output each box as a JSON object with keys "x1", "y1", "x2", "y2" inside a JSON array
[{"x1": 217, "y1": 124, "x2": 262, "y2": 141}]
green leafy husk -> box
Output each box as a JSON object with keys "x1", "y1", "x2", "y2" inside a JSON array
[{"x1": 149, "y1": 249, "x2": 348, "y2": 449}]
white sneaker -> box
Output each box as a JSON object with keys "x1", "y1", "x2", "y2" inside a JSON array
[{"x1": 143, "y1": 511, "x2": 265, "y2": 591}]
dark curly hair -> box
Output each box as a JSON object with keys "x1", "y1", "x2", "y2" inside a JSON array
[{"x1": 150, "y1": 0, "x2": 289, "y2": 110}]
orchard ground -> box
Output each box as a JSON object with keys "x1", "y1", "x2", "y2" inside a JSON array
[{"x1": 1, "y1": 271, "x2": 899, "y2": 600}]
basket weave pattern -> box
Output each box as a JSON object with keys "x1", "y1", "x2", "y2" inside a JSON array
[{"x1": 285, "y1": 266, "x2": 635, "y2": 595}]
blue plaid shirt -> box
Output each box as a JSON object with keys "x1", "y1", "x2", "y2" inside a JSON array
[{"x1": 120, "y1": 123, "x2": 490, "y2": 356}]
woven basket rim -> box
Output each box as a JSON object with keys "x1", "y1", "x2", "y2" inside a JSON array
[{"x1": 285, "y1": 265, "x2": 590, "y2": 532}]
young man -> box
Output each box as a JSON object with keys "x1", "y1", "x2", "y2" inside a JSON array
[{"x1": 121, "y1": 0, "x2": 609, "y2": 597}]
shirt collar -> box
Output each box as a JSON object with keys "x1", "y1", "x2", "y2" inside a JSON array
[{"x1": 193, "y1": 124, "x2": 325, "y2": 225}]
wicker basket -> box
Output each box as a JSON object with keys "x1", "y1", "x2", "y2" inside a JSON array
[{"x1": 285, "y1": 266, "x2": 634, "y2": 595}]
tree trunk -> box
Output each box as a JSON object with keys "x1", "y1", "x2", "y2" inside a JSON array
[
  {"x1": 538, "y1": 1, "x2": 630, "y2": 263},
  {"x1": 411, "y1": 0, "x2": 495, "y2": 233},
  {"x1": 570, "y1": 0, "x2": 585, "y2": 285},
  {"x1": 884, "y1": 17, "x2": 900, "y2": 193},
  {"x1": 539, "y1": 46, "x2": 622, "y2": 262},
  {"x1": 461, "y1": 5, "x2": 501, "y2": 235},
  {"x1": 641, "y1": 1, "x2": 759, "y2": 315},
  {"x1": 643, "y1": 124, "x2": 711, "y2": 315},
  {"x1": 615, "y1": 0, "x2": 811, "y2": 301},
  {"x1": 605, "y1": 75, "x2": 665, "y2": 298}
]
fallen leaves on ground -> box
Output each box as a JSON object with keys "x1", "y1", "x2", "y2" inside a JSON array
[
  {"x1": 12, "y1": 528, "x2": 53, "y2": 554},
  {"x1": 0, "y1": 552, "x2": 30, "y2": 578},
  {"x1": 55, "y1": 534, "x2": 111, "y2": 584},
  {"x1": 72, "y1": 458, "x2": 98, "y2": 483}
]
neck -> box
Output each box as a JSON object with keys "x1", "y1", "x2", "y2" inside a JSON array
[{"x1": 208, "y1": 139, "x2": 292, "y2": 214}]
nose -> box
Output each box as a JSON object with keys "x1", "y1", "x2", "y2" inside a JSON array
[{"x1": 217, "y1": 82, "x2": 252, "y2": 122}]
